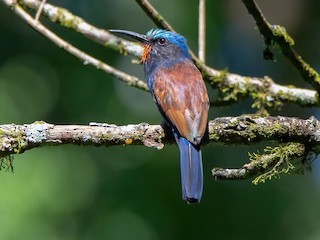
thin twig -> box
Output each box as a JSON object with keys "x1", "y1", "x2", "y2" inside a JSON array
[
  {"x1": 241, "y1": 0, "x2": 320, "y2": 93},
  {"x1": 4, "y1": 0, "x2": 148, "y2": 91},
  {"x1": 198, "y1": 0, "x2": 206, "y2": 62},
  {"x1": 135, "y1": 0, "x2": 175, "y2": 31},
  {"x1": 34, "y1": 0, "x2": 46, "y2": 22}
]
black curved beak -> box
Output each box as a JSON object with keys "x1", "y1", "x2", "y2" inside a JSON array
[{"x1": 109, "y1": 29, "x2": 149, "y2": 43}]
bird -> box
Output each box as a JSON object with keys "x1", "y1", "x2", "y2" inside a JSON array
[{"x1": 110, "y1": 29, "x2": 210, "y2": 203}]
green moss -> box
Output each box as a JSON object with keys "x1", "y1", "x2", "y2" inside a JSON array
[
  {"x1": 0, "y1": 129, "x2": 5, "y2": 136},
  {"x1": 96, "y1": 61, "x2": 104, "y2": 70},
  {"x1": 0, "y1": 128, "x2": 27, "y2": 157},
  {"x1": 212, "y1": 70, "x2": 254, "y2": 103},
  {"x1": 55, "y1": 9, "x2": 82, "y2": 29},
  {"x1": 13, "y1": 131, "x2": 26, "y2": 154},
  {"x1": 232, "y1": 116, "x2": 287, "y2": 142},
  {"x1": 94, "y1": 132, "x2": 114, "y2": 146},
  {"x1": 301, "y1": 61, "x2": 320, "y2": 86},
  {"x1": 0, "y1": 155, "x2": 14, "y2": 172},
  {"x1": 251, "y1": 91, "x2": 283, "y2": 112},
  {"x1": 250, "y1": 143, "x2": 305, "y2": 185},
  {"x1": 210, "y1": 68, "x2": 229, "y2": 86},
  {"x1": 33, "y1": 121, "x2": 46, "y2": 124},
  {"x1": 120, "y1": 44, "x2": 130, "y2": 56},
  {"x1": 250, "y1": 77, "x2": 283, "y2": 114},
  {"x1": 221, "y1": 82, "x2": 248, "y2": 102},
  {"x1": 209, "y1": 132, "x2": 220, "y2": 142},
  {"x1": 270, "y1": 25, "x2": 295, "y2": 46}
]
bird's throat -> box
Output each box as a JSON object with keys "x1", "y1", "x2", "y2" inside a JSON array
[{"x1": 141, "y1": 44, "x2": 151, "y2": 63}]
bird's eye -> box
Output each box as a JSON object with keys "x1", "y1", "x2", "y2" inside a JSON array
[{"x1": 158, "y1": 38, "x2": 167, "y2": 45}]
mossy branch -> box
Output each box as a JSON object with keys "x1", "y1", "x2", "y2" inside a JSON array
[
  {"x1": 0, "y1": 116, "x2": 319, "y2": 181},
  {"x1": 241, "y1": 0, "x2": 320, "y2": 93},
  {"x1": 212, "y1": 142, "x2": 310, "y2": 183},
  {"x1": 0, "y1": 116, "x2": 319, "y2": 157},
  {"x1": 6, "y1": 0, "x2": 319, "y2": 108}
]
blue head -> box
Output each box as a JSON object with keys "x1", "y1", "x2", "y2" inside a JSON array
[
  {"x1": 110, "y1": 29, "x2": 192, "y2": 88},
  {"x1": 144, "y1": 29, "x2": 191, "y2": 61},
  {"x1": 111, "y1": 29, "x2": 190, "y2": 63}
]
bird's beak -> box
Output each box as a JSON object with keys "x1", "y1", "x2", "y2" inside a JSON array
[{"x1": 109, "y1": 29, "x2": 149, "y2": 43}]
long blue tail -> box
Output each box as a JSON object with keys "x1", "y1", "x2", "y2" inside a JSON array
[{"x1": 176, "y1": 136, "x2": 203, "y2": 203}]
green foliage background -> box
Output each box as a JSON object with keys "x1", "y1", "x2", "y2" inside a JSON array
[{"x1": 1, "y1": 0, "x2": 320, "y2": 239}]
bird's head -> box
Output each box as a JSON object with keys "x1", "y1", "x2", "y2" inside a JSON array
[{"x1": 110, "y1": 29, "x2": 191, "y2": 64}]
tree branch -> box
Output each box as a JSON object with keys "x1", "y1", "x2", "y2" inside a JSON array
[
  {"x1": 0, "y1": 116, "x2": 318, "y2": 180},
  {"x1": 0, "y1": 122, "x2": 166, "y2": 157},
  {"x1": 18, "y1": 0, "x2": 143, "y2": 58},
  {"x1": 212, "y1": 142, "x2": 307, "y2": 182},
  {"x1": 135, "y1": 0, "x2": 174, "y2": 31},
  {"x1": 198, "y1": 0, "x2": 206, "y2": 62},
  {"x1": 208, "y1": 115, "x2": 320, "y2": 145},
  {"x1": 7, "y1": 0, "x2": 319, "y2": 107},
  {"x1": 3, "y1": 0, "x2": 148, "y2": 91},
  {"x1": 1, "y1": 116, "x2": 320, "y2": 158},
  {"x1": 34, "y1": 0, "x2": 45, "y2": 22},
  {"x1": 241, "y1": 0, "x2": 320, "y2": 93}
]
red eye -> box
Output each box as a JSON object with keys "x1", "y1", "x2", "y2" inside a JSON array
[{"x1": 158, "y1": 38, "x2": 166, "y2": 45}]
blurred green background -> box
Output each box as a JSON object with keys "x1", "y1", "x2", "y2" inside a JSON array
[{"x1": 1, "y1": 0, "x2": 320, "y2": 239}]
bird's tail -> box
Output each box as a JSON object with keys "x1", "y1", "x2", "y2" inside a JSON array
[{"x1": 176, "y1": 137, "x2": 203, "y2": 204}]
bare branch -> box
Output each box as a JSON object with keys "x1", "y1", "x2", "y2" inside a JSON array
[
  {"x1": 34, "y1": 0, "x2": 46, "y2": 22},
  {"x1": 3, "y1": 0, "x2": 148, "y2": 91},
  {"x1": 198, "y1": 0, "x2": 206, "y2": 62},
  {"x1": 241, "y1": 0, "x2": 320, "y2": 93},
  {"x1": 135, "y1": 0, "x2": 175, "y2": 31}
]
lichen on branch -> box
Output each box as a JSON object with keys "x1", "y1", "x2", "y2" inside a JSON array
[
  {"x1": 212, "y1": 142, "x2": 309, "y2": 184},
  {"x1": 0, "y1": 116, "x2": 319, "y2": 182}
]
